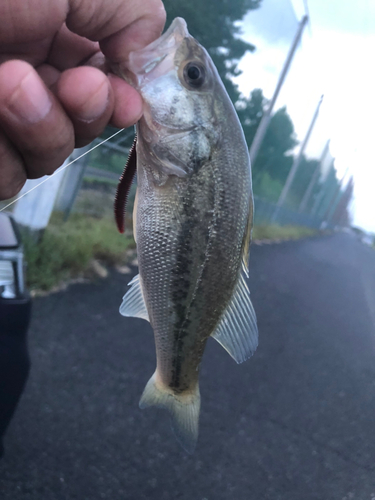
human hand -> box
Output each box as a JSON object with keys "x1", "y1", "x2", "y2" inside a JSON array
[{"x1": 0, "y1": 0, "x2": 166, "y2": 200}]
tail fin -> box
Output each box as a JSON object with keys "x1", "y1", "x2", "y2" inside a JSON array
[{"x1": 139, "y1": 372, "x2": 200, "y2": 454}]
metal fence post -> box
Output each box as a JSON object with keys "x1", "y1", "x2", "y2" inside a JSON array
[{"x1": 298, "y1": 139, "x2": 330, "y2": 213}]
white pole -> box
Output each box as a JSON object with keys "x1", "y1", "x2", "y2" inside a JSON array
[
  {"x1": 249, "y1": 15, "x2": 308, "y2": 165},
  {"x1": 298, "y1": 139, "x2": 330, "y2": 213}
]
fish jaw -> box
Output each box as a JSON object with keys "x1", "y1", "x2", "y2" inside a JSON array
[
  {"x1": 113, "y1": 18, "x2": 188, "y2": 89},
  {"x1": 127, "y1": 18, "x2": 188, "y2": 88}
]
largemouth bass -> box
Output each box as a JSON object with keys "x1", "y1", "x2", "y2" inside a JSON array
[{"x1": 114, "y1": 18, "x2": 258, "y2": 453}]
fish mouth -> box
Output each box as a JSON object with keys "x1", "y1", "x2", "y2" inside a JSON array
[{"x1": 124, "y1": 18, "x2": 189, "y2": 88}]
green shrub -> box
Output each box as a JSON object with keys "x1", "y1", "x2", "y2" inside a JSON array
[{"x1": 22, "y1": 213, "x2": 134, "y2": 291}]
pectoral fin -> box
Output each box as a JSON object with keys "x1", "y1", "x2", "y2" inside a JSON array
[{"x1": 119, "y1": 274, "x2": 149, "y2": 322}]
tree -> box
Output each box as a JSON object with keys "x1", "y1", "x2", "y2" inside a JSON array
[
  {"x1": 259, "y1": 107, "x2": 297, "y2": 169},
  {"x1": 238, "y1": 89, "x2": 306, "y2": 203},
  {"x1": 163, "y1": 0, "x2": 262, "y2": 103},
  {"x1": 313, "y1": 167, "x2": 341, "y2": 219},
  {"x1": 288, "y1": 156, "x2": 320, "y2": 209},
  {"x1": 251, "y1": 102, "x2": 298, "y2": 187},
  {"x1": 239, "y1": 90, "x2": 298, "y2": 174},
  {"x1": 237, "y1": 88, "x2": 265, "y2": 146}
]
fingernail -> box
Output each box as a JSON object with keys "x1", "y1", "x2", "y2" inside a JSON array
[
  {"x1": 9, "y1": 71, "x2": 52, "y2": 123},
  {"x1": 77, "y1": 81, "x2": 109, "y2": 123}
]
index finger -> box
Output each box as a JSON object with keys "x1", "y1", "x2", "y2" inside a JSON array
[{"x1": 66, "y1": 0, "x2": 166, "y2": 62}]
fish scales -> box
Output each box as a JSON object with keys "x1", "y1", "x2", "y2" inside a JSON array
[
  {"x1": 138, "y1": 157, "x2": 249, "y2": 389},
  {"x1": 115, "y1": 18, "x2": 258, "y2": 453}
]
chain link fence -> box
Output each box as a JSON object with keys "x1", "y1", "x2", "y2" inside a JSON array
[{"x1": 253, "y1": 195, "x2": 324, "y2": 229}]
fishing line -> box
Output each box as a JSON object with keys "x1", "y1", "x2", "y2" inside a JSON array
[{"x1": 0, "y1": 128, "x2": 125, "y2": 213}]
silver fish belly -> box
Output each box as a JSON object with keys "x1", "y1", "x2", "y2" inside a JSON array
[{"x1": 117, "y1": 18, "x2": 258, "y2": 453}]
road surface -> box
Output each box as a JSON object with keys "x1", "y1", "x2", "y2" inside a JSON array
[{"x1": 1, "y1": 232, "x2": 375, "y2": 500}]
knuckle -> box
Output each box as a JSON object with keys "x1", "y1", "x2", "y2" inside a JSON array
[
  {"x1": 36, "y1": 150, "x2": 73, "y2": 176},
  {"x1": 24, "y1": 138, "x2": 74, "y2": 178},
  {"x1": 154, "y1": 1, "x2": 167, "y2": 24},
  {"x1": 74, "y1": 136, "x2": 93, "y2": 148},
  {"x1": 23, "y1": 123, "x2": 75, "y2": 175}
]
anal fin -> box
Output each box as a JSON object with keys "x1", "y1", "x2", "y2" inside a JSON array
[{"x1": 119, "y1": 274, "x2": 149, "y2": 322}]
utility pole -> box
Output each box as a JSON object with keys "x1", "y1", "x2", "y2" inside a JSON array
[
  {"x1": 311, "y1": 160, "x2": 334, "y2": 216},
  {"x1": 249, "y1": 15, "x2": 309, "y2": 165},
  {"x1": 331, "y1": 177, "x2": 354, "y2": 226},
  {"x1": 298, "y1": 139, "x2": 330, "y2": 213},
  {"x1": 272, "y1": 94, "x2": 324, "y2": 222}
]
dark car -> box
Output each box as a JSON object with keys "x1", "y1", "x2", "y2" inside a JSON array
[{"x1": 0, "y1": 212, "x2": 31, "y2": 458}]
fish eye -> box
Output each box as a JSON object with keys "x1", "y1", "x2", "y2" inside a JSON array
[{"x1": 183, "y1": 62, "x2": 206, "y2": 88}]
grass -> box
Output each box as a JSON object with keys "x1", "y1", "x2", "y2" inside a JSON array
[
  {"x1": 22, "y1": 213, "x2": 134, "y2": 291},
  {"x1": 253, "y1": 224, "x2": 317, "y2": 241}
]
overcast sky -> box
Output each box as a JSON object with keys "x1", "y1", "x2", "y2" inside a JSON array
[{"x1": 235, "y1": 0, "x2": 375, "y2": 232}]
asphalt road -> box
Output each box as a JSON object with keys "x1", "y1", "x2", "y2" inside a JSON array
[{"x1": 1, "y1": 232, "x2": 375, "y2": 500}]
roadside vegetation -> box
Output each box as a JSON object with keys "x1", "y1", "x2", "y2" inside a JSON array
[
  {"x1": 253, "y1": 225, "x2": 317, "y2": 241},
  {"x1": 23, "y1": 213, "x2": 134, "y2": 292}
]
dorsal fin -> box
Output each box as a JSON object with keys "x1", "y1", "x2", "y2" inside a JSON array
[{"x1": 114, "y1": 136, "x2": 137, "y2": 233}]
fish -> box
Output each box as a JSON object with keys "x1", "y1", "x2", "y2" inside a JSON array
[{"x1": 113, "y1": 17, "x2": 258, "y2": 453}]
